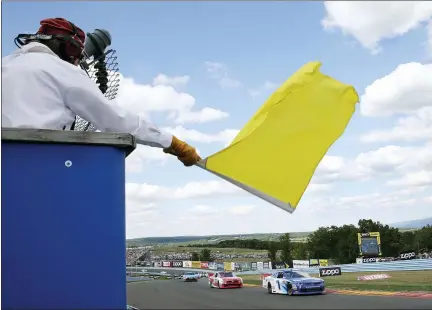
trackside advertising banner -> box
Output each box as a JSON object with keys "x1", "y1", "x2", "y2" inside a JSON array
[
  {"x1": 240, "y1": 262, "x2": 252, "y2": 271},
  {"x1": 200, "y1": 262, "x2": 209, "y2": 269},
  {"x1": 319, "y1": 266, "x2": 342, "y2": 277},
  {"x1": 191, "y1": 261, "x2": 201, "y2": 269},
  {"x1": 319, "y1": 259, "x2": 329, "y2": 267},
  {"x1": 162, "y1": 261, "x2": 172, "y2": 267},
  {"x1": 293, "y1": 260, "x2": 310, "y2": 268},
  {"x1": 271, "y1": 261, "x2": 286, "y2": 269},
  {"x1": 399, "y1": 251, "x2": 416, "y2": 260},
  {"x1": 263, "y1": 262, "x2": 270, "y2": 269},
  {"x1": 154, "y1": 262, "x2": 161, "y2": 267},
  {"x1": 309, "y1": 259, "x2": 319, "y2": 267},
  {"x1": 362, "y1": 257, "x2": 378, "y2": 264},
  {"x1": 223, "y1": 262, "x2": 233, "y2": 271},
  {"x1": 208, "y1": 262, "x2": 217, "y2": 270},
  {"x1": 257, "y1": 262, "x2": 264, "y2": 270},
  {"x1": 216, "y1": 262, "x2": 224, "y2": 271},
  {"x1": 251, "y1": 262, "x2": 258, "y2": 270},
  {"x1": 172, "y1": 261, "x2": 183, "y2": 268},
  {"x1": 183, "y1": 261, "x2": 192, "y2": 268}
]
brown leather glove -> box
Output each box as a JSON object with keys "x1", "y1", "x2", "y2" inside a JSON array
[{"x1": 163, "y1": 136, "x2": 201, "y2": 166}]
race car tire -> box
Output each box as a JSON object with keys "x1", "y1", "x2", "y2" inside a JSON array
[
  {"x1": 217, "y1": 281, "x2": 221, "y2": 289},
  {"x1": 286, "y1": 283, "x2": 293, "y2": 296},
  {"x1": 267, "y1": 283, "x2": 272, "y2": 294},
  {"x1": 209, "y1": 281, "x2": 213, "y2": 288}
]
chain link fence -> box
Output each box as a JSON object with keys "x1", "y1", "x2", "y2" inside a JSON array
[{"x1": 73, "y1": 50, "x2": 120, "y2": 132}]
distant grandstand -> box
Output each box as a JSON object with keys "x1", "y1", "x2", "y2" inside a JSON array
[{"x1": 126, "y1": 247, "x2": 152, "y2": 266}]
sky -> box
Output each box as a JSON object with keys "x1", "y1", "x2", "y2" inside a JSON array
[{"x1": 2, "y1": 1, "x2": 432, "y2": 239}]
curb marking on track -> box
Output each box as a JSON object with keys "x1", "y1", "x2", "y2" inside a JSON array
[{"x1": 242, "y1": 284, "x2": 432, "y2": 299}]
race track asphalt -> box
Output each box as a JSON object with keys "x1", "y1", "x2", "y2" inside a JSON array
[{"x1": 127, "y1": 279, "x2": 432, "y2": 309}]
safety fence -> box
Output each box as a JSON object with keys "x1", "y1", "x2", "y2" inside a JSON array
[
  {"x1": 132, "y1": 260, "x2": 328, "y2": 272},
  {"x1": 239, "y1": 258, "x2": 432, "y2": 275},
  {"x1": 126, "y1": 276, "x2": 150, "y2": 282},
  {"x1": 128, "y1": 258, "x2": 432, "y2": 275}
]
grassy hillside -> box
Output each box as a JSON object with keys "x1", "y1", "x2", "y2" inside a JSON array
[
  {"x1": 127, "y1": 232, "x2": 311, "y2": 247},
  {"x1": 127, "y1": 222, "x2": 425, "y2": 247}
]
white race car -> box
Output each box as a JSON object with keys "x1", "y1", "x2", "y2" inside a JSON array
[{"x1": 262, "y1": 270, "x2": 325, "y2": 296}]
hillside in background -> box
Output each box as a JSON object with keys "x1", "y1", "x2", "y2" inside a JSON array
[
  {"x1": 127, "y1": 217, "x2": 432, "y2": 247},
  {"x1": 390, "y1": 217, "x2": 432, "y2": 229},
  {"x1": 127, "y1": 232, "x2": 311, "y2": 246}
]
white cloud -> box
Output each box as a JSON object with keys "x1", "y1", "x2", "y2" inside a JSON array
[
  {"x1": 248, "y1": 80, "x2": 279, "y2": 98},
  {"x1": 361, "y1": 107, "x2": 432, "y2": 143},
  {"x1": 314, "y1": 143, "x2": 432, "y2": 191},
  {"x1": 354, "y1": 144, "x2": 432, "y2": 179},
  {"x1": 306, "y1": 190, "x2": 420, "y2": 214},
  {"x1": 314, "y1": 155, "x2": 370, "y2": 183},
  {"x1": 116, "y1": 73, "x2": 228, "y2": 124},
  {"x1": 388, "y1": 170, "x2": 432, "y2": 188},
  {"x1": 204, "y1": 61, "x2": 242, "y2": 89},
  {"x1": 174, "y1": 107, "x2": 229, "y2": 124},
  {"x1": 126, "y1": 180, "x2": 243, "y2": 203},
  {"x1": 126, "y1": 145, "x2": 170, "y2": 174},
  {"x1": 228, "y1": 205, "x2": 256, "y2": 215},
  {"x1": 360, "y1": 63, "x2": 432, "y2": 117},
  {"x1": 163, "y1": 126, "x2": 239, "y2": 146},
  {"x1": 152, "y1": 74, "x2": 190, "y2": 88},
  {"x1": 322, "y1": 2, "x2": 432, "y2": 53},
  {"x1": 428, "y1": 20, "x2": 432, "y2": 55},
  {"x1": 188, "y1": 205, "x2": 218, "y2": 215},
  {"x1": 359, "y1": 63, "x2": 432, "y2": 143}
]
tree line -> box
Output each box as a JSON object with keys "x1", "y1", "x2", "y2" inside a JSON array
[{"x1": 185, "y1": 219, "x2": 432, "y2": 264}]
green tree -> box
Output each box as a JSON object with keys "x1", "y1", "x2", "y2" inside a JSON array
[
  {"x1": 199, "y1": 248, "x2": 212, "y2": 261},
  {"x1": 278, "y1": 233, "x2": 292, "y2": 264},
  {"x1": 331, "y1": 224, "x2": 358, "y2": 264},
  {"x1": 267, "y1": 241, "x2": 277, "y2": 261},
  {"x1": 306, "y1": 227, "x2": 333, "y2": 259},
  {"x1": 291, "y1": 242, "x2": 308, "y2": 260},
  {"x1": 191, "y1": 252, "x2": 199, "y2": 261},
  {"x1": 415, "y1": 225, "x2": 432, "y2": 251}
]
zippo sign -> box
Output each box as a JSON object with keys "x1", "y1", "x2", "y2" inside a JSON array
[
  {"x1": 362, "y1": 257, "x2": 377, "y2": 263},
  {"x1": 399, "y1": 252, "x2": 416, "y2": 260},
  {"x1": 319, "y1": 267, "x2": 342, "y2": 277}
]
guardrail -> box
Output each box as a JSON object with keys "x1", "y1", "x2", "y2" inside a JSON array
[
  {"x1": 126, "y1": 276, "x2": 151, "y2": 282},
  {"x1": 127, "y1": 259, "x2": 432, "y2": 275}
]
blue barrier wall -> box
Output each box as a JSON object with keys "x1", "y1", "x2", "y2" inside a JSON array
[{"x1": 3, "y1": 140, "x2": 129, "y2": 309}]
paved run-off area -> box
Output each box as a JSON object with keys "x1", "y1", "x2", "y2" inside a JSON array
[{"x1": 127, "y1": 280, "x2": 432, "y2": 309}]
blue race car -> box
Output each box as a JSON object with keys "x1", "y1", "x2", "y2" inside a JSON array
[
  {"x1": 262, "y1": 270, "x2": 325, "y2": 295},
  {"x1": 182, "y1": 272, "x2": 199, "y2": 282}
]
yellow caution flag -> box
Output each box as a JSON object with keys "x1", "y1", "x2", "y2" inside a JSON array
[{"x1": 197, "y1": 62, "x2": 359, "y2": 213}]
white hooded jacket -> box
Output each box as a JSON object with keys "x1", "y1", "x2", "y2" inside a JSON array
[{"x1": 1, "y1": 42, "x2": 173, "y2": 148}]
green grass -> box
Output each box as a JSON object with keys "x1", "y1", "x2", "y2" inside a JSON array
[{"x1": 241, "y1": 270, "x2": 432, "y2": 292}]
